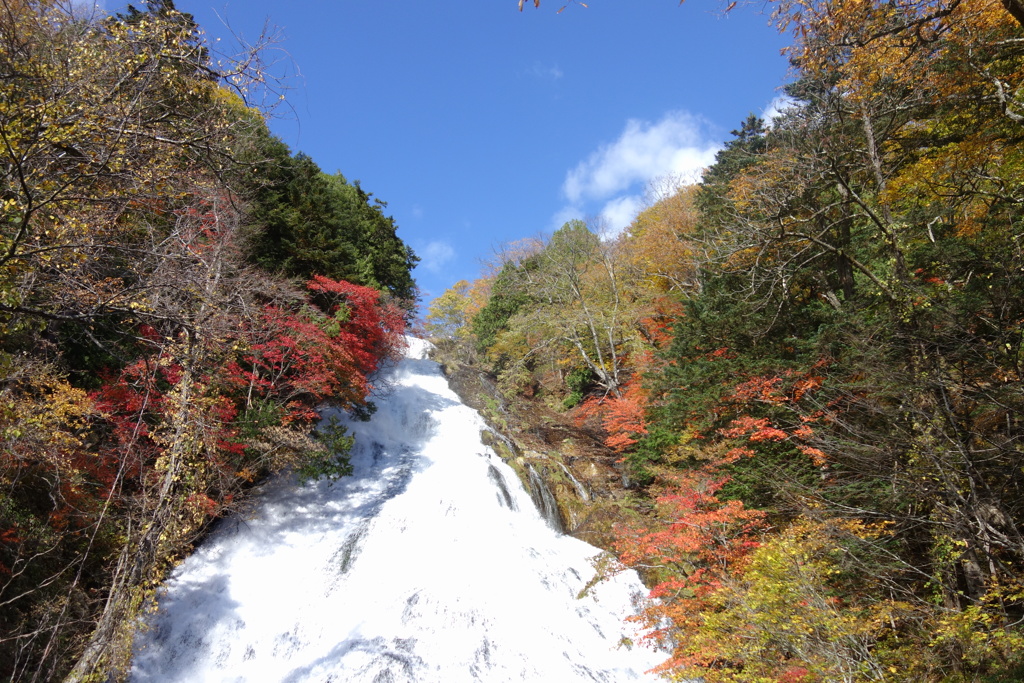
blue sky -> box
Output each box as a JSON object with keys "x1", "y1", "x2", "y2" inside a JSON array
[{"x1": 151, "y1": 1, "x2": 791, "y2": 306}]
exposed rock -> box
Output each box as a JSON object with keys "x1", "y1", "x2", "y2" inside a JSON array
[{"x1": 429, "y1": 342, "x2": 638, "y2": 553}]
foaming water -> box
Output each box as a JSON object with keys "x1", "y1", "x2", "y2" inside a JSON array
[{"x1": 130, "y1": 337, "x2": 662, "y2": 682}]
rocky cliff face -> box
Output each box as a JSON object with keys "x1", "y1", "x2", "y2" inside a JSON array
[{"x1": 431, "y1": 344, "x2": 641, "y2": 553}]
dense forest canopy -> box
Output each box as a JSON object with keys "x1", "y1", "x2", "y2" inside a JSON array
[
  {"x1": 5, "y1": 0, "x2": 1024, "y2": 679},
  {"x1": 0, "y1": 1, "x2": 416, "y2": 680},
  {"x1": 431, "y1": 0, "x2": 1024, "y2": 680}
]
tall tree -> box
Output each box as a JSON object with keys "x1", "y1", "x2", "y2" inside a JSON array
[
  {"x1": 0, "y1": 4, "x2": 412, "y2": 681},
  {"x1": 626, "y1": 1, "x2": 1024, "y2": 678},
  {"x1": 243, "y1": 141, "x2": 419, "y2": 302}
]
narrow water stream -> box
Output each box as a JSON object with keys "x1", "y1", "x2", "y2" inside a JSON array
[{"x1": 130, "y1": 337, "x2": 662, "y2": 682}]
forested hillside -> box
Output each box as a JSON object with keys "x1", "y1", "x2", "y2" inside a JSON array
[
  {"x1": 0, "y1": 2, "x2": 416, "y2": 680},
  {"x1": 431, "y1": 0, "x2": 1024, "y2": 679}
]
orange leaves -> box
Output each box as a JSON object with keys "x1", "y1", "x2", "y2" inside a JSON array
[
  {"x1": 720, "y1": 416, "x2": 789, "y2": 442},
  {"x1": 749, "y1": 425, "x2": 789, "y2": 442},
  {"x1": 720, "y1": 413, "x2": 825, "y2": 463},
  {"x1": 791, "y1": 424, "x2": 814, "y2": 439},
  {"x1": 614, "y1": 463, "x2": 768, "y2": 673},
  {"x1": 615, "y1": 468, "x2": 766, "y2": 576},
  {"x1": 635, "y1": 295, "x2": 685, "y2": 351},
  {"x1": 792, "y1": 374, "x2": 822, "y2": 401},
  {"x1": 797, "y1": 444, "x2": 828, "y2": 467},
  {"x1": 577, "y1": 379, "x2": 649, "y2": 452},
  {"x1": 707, "y1": 346, "x2": 735, "y2": 360},
  {"x1": 723, "y1": 447, "x2": 756, "y2": 462},
  {"x1": 712, "y1": 365, "x2": 831, "y2": 466},
  {"x1": 731, "y1": 375, "x2": 786, "y2": 404},
  {"x1": 719, "y1": 415, "x2": 768, "y2": 438}
]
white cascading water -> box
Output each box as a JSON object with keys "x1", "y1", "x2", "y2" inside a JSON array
[{"x1": 130, "y1": 337, "x2": 663, "y2": 682}]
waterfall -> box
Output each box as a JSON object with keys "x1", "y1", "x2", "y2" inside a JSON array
[
  {"x1": 525, "y1": 463, "x2": 565, "y2": 533},
  {"x1": 129, "y1": 337, "x2": 662, "y2": 682},
  {"x1": 560, "y1": 461, "x2": 591, "y2": 502}
]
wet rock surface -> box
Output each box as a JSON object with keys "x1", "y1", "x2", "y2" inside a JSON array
[{"x1": 433, "y1": 346, "x2": 639, "y2": 551}]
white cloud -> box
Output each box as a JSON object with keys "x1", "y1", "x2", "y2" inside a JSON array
[
  {"x1": 550, "y1": 205, "x2": 583, "y2": 231},
  {"x1": 562, "y1": 111, "x2": 719, "y2": 204},
  {"x1": 553, "y1": 111, "x2": 719, "y2": 236},
  {"x1": 418, "y1": 241, "x2": 455, "y2": 274},
  {"x1": 599, "y1": 195, "x2": 644, "y2": 238},
  {"x1": 762, "y1": 94, "x2": 798, "y2": 127},
  {"x1": 528, "y1": 62, "x2": 564, "y2": 80}
]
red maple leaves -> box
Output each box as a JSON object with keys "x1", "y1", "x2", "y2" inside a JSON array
[
  {"x1": 88, "y1": 276, "x2": 406, "y2": 509},
  {"x1": 614, "y1": 460, "x2": 767, "y2": 673}
]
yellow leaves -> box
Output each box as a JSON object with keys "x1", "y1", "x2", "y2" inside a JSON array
[
  {"x1": 235, "y1": 467, "x2": 256, "y2": 483},
  {"x1": 621, "y1": 185, "x2": 701, "y2": 295},
  {"x1": 662, "y1": 517, "x2": 909, "y2": 682},
  {"x1": 781, "y1": 0, "x2": 1024, "y2": 120},
  {"x1": 0, "y1": 4, "x2": 265, "y2": 337},
  {"x1": 929, "y1": 587, "x2": 1024, "y2": 671},
  {"x1": 0, "y1": 361, "x2": 94, "y2": 459},
  {"x1": 883, "y1": 126, "x2": 1022, "y2": 240},
  {"x1": 728, "y1": 148, "x2": 804, "y2": 218},
  {"x1": 425, "y1": 280, "x2": 475, "y2": 341}
]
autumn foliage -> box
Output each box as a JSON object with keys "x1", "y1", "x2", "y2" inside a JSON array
[
  {"x1": 613, "y1": 460, "x2": 767, "y2": 675},
  {"x1": 435, "y1": 0, "x2": 1024, "y2": 680},
  {"x1": 576, "y1": 380, "x2": 649, "y2": 453},
  {"x1": 0, "y1": 3, "x2": 413, "y2": 680}
]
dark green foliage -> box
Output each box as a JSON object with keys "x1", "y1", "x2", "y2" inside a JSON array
[
  {"x1": 236, "y1": 399, "x2": 284, "y2": 442},
  {"x1": 718, "y1": 443, "x2": 821, "y2": 510},
  {"x1": 562, "y1": 366, "x2": 593, "y2": 409},
  {"x1": 623, "y1": 422, "x2": 677, "y2": 487},
  {"x1": 697, "y1": 113, "x2": 767, "y2": 225},
  {"x1": 296, "y1": 416, "x2": 355, "y2": 483},
  {"x1": 640, "y1": 267, "x2": 831, "y2": 450},
  {"x1": 470, "y1": 259, "x2": 535, "y2": 354},
  {"x1": 243, "y1": 137, "x2": 418, "y2": 302},
  {"x1": 637, "y1": 104, "x2": 1024, "y2": 650}
]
